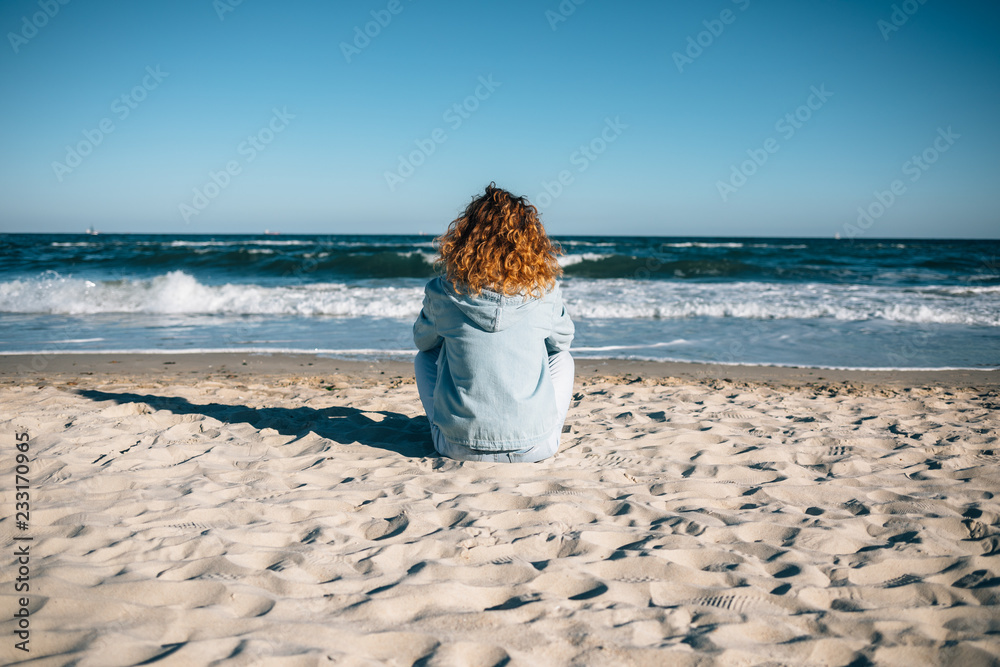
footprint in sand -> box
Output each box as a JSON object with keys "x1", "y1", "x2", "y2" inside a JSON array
[
  {"x1": 584, "y1": 452, "x2": 652, "y2": 470},
  {"x1": 879, "y1": 574, "x2": 923, "y2": 588},
  {"x1": 530, "y1": 570, "x2": 609, "y2": 601},
  {"x1": 716, "y1": 410, "x2": 765, "y2": 420},
  {"x1": 843, "y1": 499, "x2": 870, "y2": 516},
  {"x1": 952, "y1": 569, "x2": 1000, "y2": 589},
  {"x1": 485, "y1": 592, "x2": 542, "y2": 611},
  {"x1": 361, "y1": 513, "x2": 409, "y2": 541},
  {"x1": 685, "y1": 592, "x2": 791, "y2": 616},
  {"x1": 419, "y1": 642, "x2": 511, "y2": 667},
  {"x1": 656, "y1": 515, "x2": 707, "y2": 537}
]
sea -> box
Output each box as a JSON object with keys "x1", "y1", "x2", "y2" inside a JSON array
[{"x1": 1, "y1": 234, "x2": 998, "y2": 370}]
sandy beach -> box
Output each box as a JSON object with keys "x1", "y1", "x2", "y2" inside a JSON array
[{"x1": 1, "y1": 353, "x2": 998, "y2": 666}]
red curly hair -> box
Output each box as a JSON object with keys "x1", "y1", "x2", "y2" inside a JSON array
[{"x1": 436, "y1": 183, "x2": 563, "y2": 297}]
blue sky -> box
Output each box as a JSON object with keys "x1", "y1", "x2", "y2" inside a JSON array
[{"x1": 1, "y1": 0, "x2": 997, "y2": 238}]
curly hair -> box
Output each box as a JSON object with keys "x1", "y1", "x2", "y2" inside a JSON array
[{"x1": 436, "y1": 183, "x2": 563, "y2": 297}]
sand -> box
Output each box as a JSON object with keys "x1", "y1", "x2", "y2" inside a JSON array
[{"x1": 1, "y1": 353, "x2": 998, "y2": 666}]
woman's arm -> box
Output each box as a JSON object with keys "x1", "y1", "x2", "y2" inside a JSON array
[
  {"x1": 413, "y1": 285, "x2": 443, "y2": 352},
  {"x1": 545, "y1": 286, "x2": 575, "y2": 354}
]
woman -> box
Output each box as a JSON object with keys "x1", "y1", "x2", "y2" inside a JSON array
[{"x1": 413, "y1": 183, "x2": 575, "y2": 462}]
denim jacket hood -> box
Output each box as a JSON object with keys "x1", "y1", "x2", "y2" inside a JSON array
[{"x1": 440, "y1": 279, "x2": 538, "y2": 332}]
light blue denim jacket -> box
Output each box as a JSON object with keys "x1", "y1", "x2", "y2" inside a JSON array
[{"x1": 413, "y1": 276, "x2": 574, "y2": 451}]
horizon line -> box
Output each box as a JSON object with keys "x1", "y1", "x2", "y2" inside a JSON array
[{"x1": 2, "y1": 231, "x2": 999, "y2": 242}]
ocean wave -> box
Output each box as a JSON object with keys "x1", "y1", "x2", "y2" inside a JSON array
[
  {"x1": 9, "y1": 236, "x2": 993, "y2": 286},
  {"x1": 167, "y1": 239, "x2": 314, "y2": 247},
  {"x1": 562, "y1": 279, "x2": 1000, "y2": 326},
  {"x1": 566, "y1": 299, "x2": 998, "y2": 325},
  {"x1": 557, "y1": 240, "x2": 617, "y2": 247},
  {"x1": 0, "y1": 271, "x2": 423, "y2": 317},
  {"x1": 570, "y1": 340, "x2": 690, "y2": 352},
  {"x1": 558, "y1": 253, "x2": 607, "y2": 267},
  {"x1": 909, "y1": 285, "x2": 1000, "y2": 296},
  {"x1": 0, "y1": 272, "x2": 996, "y2": 326},
  {"x1": 562, "y1": 255, "x2": 760, "y2": 279},
  {"x1": 658, "y1": 242, "x2": 744, "y2": 248},
  {"x1": 26, "y1": 247, "x2": 442, "y2": 280}
]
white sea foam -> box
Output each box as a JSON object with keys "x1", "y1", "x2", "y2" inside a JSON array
[
  {"x1": 558, "y1": 253, "x2": 606, "y2": 267},
  {"x1": 561, "y1": 279, "x2": 1000, "y2": 326},
  {"x1": 0, "y1": 272, "x2": 997, "y2": 326},
  {"x1": 167, "y1": 239, "x2": 314, "y2": 247},
  {"x1": 658, "y1": 242, "x2": 745, "y2": 249},
  {"x1": 0, "y1": 271, "x2": 422, "y2": 317},
  {"x1": 571, "y1": 340, "x2": 689, "y2": 352},
  {"x1": 407, "y1": 251, "x2": 438, "y2": 263}
]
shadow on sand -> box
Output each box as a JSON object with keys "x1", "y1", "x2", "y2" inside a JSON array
[{"x1": 77, "y1": 389, "x2": 435, "y2": 458}]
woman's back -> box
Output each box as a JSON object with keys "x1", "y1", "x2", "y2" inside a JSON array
[
  {"x1": 412, "y1": 183, "x2": 575, "y2": 462},
  {"x1": 414, "y1": 275, "x2": 573, "y2": 450}
]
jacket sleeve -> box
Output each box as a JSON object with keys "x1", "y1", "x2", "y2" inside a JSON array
[
  {"x1": 545, "y1": 286, "x2": 575, "y2": 354},
  {"x1": 413, "y1": 285, "x2": 443, "y2": 352}
]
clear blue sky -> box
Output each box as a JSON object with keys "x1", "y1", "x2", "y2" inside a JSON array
[{"x1": 1, "y1": 0, "x2": 997, "y2": 238}]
